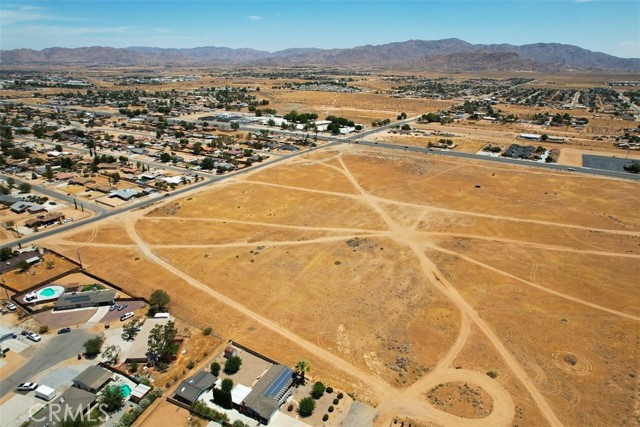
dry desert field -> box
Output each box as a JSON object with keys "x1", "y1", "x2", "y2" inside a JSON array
[{"x1": 40, "y1": 144, "x2": 639, "y2": 427}]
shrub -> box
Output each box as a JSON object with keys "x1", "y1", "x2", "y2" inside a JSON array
[
  {"x1": 328, "y1": 405, "x2": 334, "y2": 413},
  {"x1": 129, "y1": 362, "x2": 139, "y2": 373},
  {"x1": 487, "y1": 370, "x2": 499, "y2": 379},
  {"x1": 311, "y1": 381, "x2": 325, "y2": 399},
  {"x1": 38, "y1": 325, "x2": 48, "y2": 334},
  {"x1": 191, "y1": 401, "x2": 229, "y2": 423},
  {"x1": 114, "y1": 389, "x2": 163, "y2": 427},
  {"x1": 333, "y1": 398, "x2": 339, "y2": 405},
  {"x1": 337, "y1": 392, "x2": 344, "y2": 399},
  {"x1": 287, "y1": 404, "x2": 293, "y2": 412},
  {"x1": 326, "y1": 386, "x2": 333, "y2": 394},
  {"x1": 322, "y1": 414, "x2": 329, "y2": 421},
  {"x1": 210, "y1": 361, "x2": 221, "y2": 376},
  {"x1": 298, "y1": 397, "x2": 315, "y2": 417},
  {"x1": 83, "y1": 336, "x2": 104, "y2": 358},
  {"x1": 203, "y1": 327, "x2": 213, "y2": 336},
  {"x1": 224, "y1": 356, "x2": 242, "y2": 375},
  {"x1": 186, "y1": 360, "x2": 195, "y2": 370},
  {"x1": 221, "y1": 378, "x2": 234, "y2": 393}
]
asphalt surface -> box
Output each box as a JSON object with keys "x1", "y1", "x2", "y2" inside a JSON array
[
  {"x1": 582, "y1": 154, "x2": 637, "y2": 172},
  {"x1": 0, "y1": 329, "x2": 98, "y2": 398}
]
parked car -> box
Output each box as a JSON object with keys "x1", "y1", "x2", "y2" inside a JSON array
[
  {"x1": 16, "y1": 382, "x2": 38, "y2": 392},
  {"x1": 109, "y1": 303, "x2": 117, "y2": 311},
  {"x1": 116, "y1": 303, "x2": 127, "y2": 311},
  {"x1": 6, "y1": 303, "x2": 16, "y2": 311},
  {"x1": 120, "y1": 312, "x2": 134, "y2": 322},
  {"x1": 26, "y1": 332, "x2": 41, "y2": 342},
  {"x1": 57, "y1": 327, "x2": 71, "y2": 334}
]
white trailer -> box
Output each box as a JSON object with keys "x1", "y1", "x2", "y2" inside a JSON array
[{"x1": 35, "y1": 385, "x2": 56, "y2": 401}]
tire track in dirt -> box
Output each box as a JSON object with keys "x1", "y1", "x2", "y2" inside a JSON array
[
  {"x1": 121, "y1": 218, "x2": 395, "y2": 402},
  {"x1": 334, "y1": 156, "x2": 521, "y2": 427},
  {"x1": 431, "y1": 244, "x2": 640, "y2": 322}
]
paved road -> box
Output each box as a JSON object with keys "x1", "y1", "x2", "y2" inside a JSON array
[
  {"x1": 0, "y1": 174, "x2": 108, "y2": 215},
  {"x1": 0, "y1": 329, "x2": 98, "y2": 398},
  {"x1": 351, "y1": 140, "x2": 640, "y2": 181}
]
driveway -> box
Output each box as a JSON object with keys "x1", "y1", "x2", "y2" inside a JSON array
[
  {"x1": 0, "y1": 329, "x2": 99, "y2": 398},
  {"x1": 339, "y1": 402, "x2": 376, "y2": 427}
]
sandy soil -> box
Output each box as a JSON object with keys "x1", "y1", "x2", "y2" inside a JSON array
[{"x1": 37, "y1": 144, "x2": 639, "y2": 427}]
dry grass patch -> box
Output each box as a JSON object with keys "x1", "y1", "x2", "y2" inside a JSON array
[
  {"x1": 436, "y1": 238, "x2": 640, "y2": 314},
  {"x1": 342, "y1": 151, "x2": 640, "y2": 231},
  {"x1": 2, "y1": 252, "x2": 78, "y2": 292},
  {"x1": 154, "y1": 238, "x2": 460, "y2": 385},
  {"x1": 426, "y1": 249, "x2": 639, "y2": 427},
  {"x1": 146, "y1": 182, "x2": 388, "y2": 231}
]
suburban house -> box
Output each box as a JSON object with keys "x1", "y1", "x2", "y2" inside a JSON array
[
  {"x1": 108, "y1": 189, "x2": 140, "y2": 201},
  {"x1": 69, "y1": 177, "x2": 96, "y2": 186},
  {"x1": 10, "y1": 201, "x2": 34, "y2": 213},
  {"x1": 239, "y1": 365, "x2": 295, "y2": 424},
  {"x1": 28, "y1": 387, "x2": 98, "y2": 427},
  {"x1": 25, "y1": 213, "x2": 64, "y2": 228},
  {"x1": 55, "y1": 289, "x2": 116, "y2": 311},
  {"x1": 72, "y1": 365, "x2": 113, "y2": 393},
  {"x1": 173, "y1": 371, "x2": 217, "y2": 406},
  {"x1": 0, "y1": 250, "x2": 41, "y2": 272}
]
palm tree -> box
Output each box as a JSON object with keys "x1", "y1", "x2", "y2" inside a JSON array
[{"x1": 295, "y1": 359, "x2": 311, "y2": 385}]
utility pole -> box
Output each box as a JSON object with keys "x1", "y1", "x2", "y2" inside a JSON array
[{"x1": 77, "y1": 251, "x2": 84, "y2": 270}]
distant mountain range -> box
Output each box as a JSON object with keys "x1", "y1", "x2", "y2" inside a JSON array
[{"x1": 1, "y1": 38, "x2": 638, "y2": 71}]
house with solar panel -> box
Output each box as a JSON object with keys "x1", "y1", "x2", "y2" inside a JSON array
[{"x1": 236, "y1": 364, "x2": 295, "y2": 424}]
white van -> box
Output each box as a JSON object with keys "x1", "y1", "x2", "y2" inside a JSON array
[
  {"x1": 153, "y1": 313, "x2": 170, "y2": 319},
  {"x1": 120, "y1": 312, "x2": 134, "y2": 321}
]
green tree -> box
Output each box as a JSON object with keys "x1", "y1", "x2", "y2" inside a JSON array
[
  {"x1": 230, "y1": 122, "x2": 240, "y2": 131},
  {"x1": 210, "y1": 361, "x2": 221, "y2": 376},
  {"x1": 159, "y1": 152, "x2": 172, "y2": 163},
  {"x1": 147, "y1": 320, "x2": 178, "y2": 363},
  {"x1": 100, "y1": 385, "x2": 124, "y2": 412},
  {"x1": 201, "y1": 157, "x2": 215, "y2": 170},
  {"x1": 221, "y1": 378, "x2": 233, "y2": 393},
  {"x1": 298, "y1": 397, "x2": 315, "y2": 417},
  {"x1": 17, "y1": 260, "x2": 31, "y2": 272},
  {"x1": 311, "y1": 381, "x2": 325, "y2": 399},
  {"x1": 17, "y1": 182, "x2": 31, "y2": 193},
  {"x1": 149, "y1": 289, "x2": 170, "y2": 314},
  {"x1": 541, "y1": 133, "x2": 549, "y2": 141},
  {"x1": 224, "y1": 356, "x2": 242, "y2": 375},
  {"x1": 83, "y1": 336, "x2": 104, "y2": 358},
  {"x1": 102, "y1": 344, "x2": 121, "y2": 366},
  {"x1": 295, "y1": 359, "x2": 310, "y2": 384}
]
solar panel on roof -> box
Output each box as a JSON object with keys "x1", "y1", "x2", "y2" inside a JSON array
[{"x1": 263, "y1": 368, "x2": 292, "y2": 399}]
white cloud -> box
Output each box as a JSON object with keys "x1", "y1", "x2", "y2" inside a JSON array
[
  {"x1": 0, "y1": 4, "x2": 84, "y2": 25},
  {"x1": 248, "y1": 15, "x2": 262, "y2": 21}
]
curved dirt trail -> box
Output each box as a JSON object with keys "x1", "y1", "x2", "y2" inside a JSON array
[
  {"x1": 336, "y1": 155, "x2": 563, "y2": 427},
  {"x1": 121, "y1": 217, "x2": 394, "y2": 401}
]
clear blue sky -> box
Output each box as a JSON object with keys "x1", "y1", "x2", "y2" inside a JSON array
[{"x1": 1, "y1": 1, "x2": 639, "y2": 58}]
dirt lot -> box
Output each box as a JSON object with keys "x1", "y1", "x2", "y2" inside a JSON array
[
  {"x1": 40, "y1": 144, "x2": 639, "y2": 427},
  {"x1": 2, "y1": 252, "x2": 79, "y2": 292}
]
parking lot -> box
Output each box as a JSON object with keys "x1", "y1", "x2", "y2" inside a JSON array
[{"x1": 582, "y1": 154, "x2": 635, "y2": 172}]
